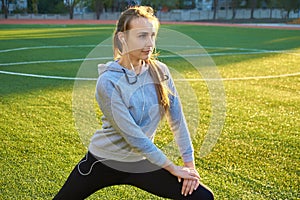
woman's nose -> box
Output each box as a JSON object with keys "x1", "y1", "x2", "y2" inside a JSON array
[{"x1": 146, "y1": 36, "x2": 155, "y2": 47}]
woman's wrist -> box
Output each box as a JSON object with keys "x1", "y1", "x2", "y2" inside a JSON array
[
  {"x1": 164, "y1": 162, "x2": 176, "y2": 173},
  {"x1": 184, "y1": 161, "x2": 196, "y2": 169}
]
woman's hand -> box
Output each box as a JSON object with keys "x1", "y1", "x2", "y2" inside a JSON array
[
  {"x1": 165, "y1": 164, "x2": 200, "y2": 180},
  {"x1": 164, "y1": 163, "x2": 200, "y2": 196},
  {"x1": 178, "y1": 161, "x2": 200, "y2": 196},
  {"x1": 180, "y1": 168, "x2": 200, "y2": 196}
]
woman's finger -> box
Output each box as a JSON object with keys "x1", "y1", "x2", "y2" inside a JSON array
[
  {"x1": 183, "y1": 179, "x2": 198, "y2": 196},
  {"x1": 181, "y1": 179, "x2": 200, "y2": 196},
  {"x1": 178, "y1": 177, "x2": 181, "y2": 183},
  {"x1": 189, "y1": 180, "x2": 199, "y2": 195},
  {"x1": 182, "y1": 179, "x2": 192, "y2": 196}
]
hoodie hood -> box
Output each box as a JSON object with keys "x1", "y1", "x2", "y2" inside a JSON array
[{"x1": 98, "y1": 61, "x2": 135, "y2": 76}]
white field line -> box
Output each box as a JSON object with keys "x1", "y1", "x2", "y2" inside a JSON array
[
  {"x1": 0, "y1": 45, "x2": 299, "y2": 67},
  {"x1": 175, "y1": 72, "x2": 300, "y2": 81},
  {"x1": 1, "y1": 70, "x2": 299, "y2": 81},
  {"x1": 0, "y1": 57, "x2": 111, "y2": 66},
  {"x1": 1, "y1": 51, "x2": 299, "y2": 67},
  {"x1": 0, "y1": 45, "x2": 299, "y2": 81},
  {"x1": 1, "y1": 45, "x2": 299, "y2": 67},
  {"x1": 0, "y1": 45, "x2": 231, "y2": 53},
  {"x1": 0, "y1": 70, "x2": 96, "y2": 80},
  {"x1": 0, "y1": 45, "x2": 98, "y2": 53},
  {"x1": 1, "y1": 44, "x2": 298, "y2": 54}
]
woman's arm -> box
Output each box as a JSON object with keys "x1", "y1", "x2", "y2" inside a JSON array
[
  {"x1": 164, "y1": 69, "x2": 195, "y2": 164},
  {"x1": 161, "y1": 63, "x2": 200, "y2": 196}
]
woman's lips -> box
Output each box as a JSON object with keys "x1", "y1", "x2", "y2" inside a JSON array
[{"x1": 142, "y1": 50, "x2": 152, "y2": 54}]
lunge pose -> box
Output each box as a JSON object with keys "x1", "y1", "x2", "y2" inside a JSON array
[{"x1": 54, "y1": 6, "x2": 214, "y2": 200}]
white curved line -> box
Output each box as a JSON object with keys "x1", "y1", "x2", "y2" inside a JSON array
[
  {"x1": 0, "y1": 57, "x2": 112, "y2": 66},
  {"x1": 1, "y1": 45, "x2": 299, "y2": 80},
  {"x1": 175, "y1": 72, "x2": 300, "y2": 81},
  {"x1": 1, "y1": 44, "x2": 298, "y2": 54},
  {"x1": 0, "y1": 44, "x2": 108, "y2": 53},
  {"x1": 1, "y1": 70, "x2": 299, "y2": 81},
  {"x1": 0, "y1": 70, "x2": 97, "y2": 80},
  {"x1": 2, "y1": 50, "x2": 300, "y2": 67}
]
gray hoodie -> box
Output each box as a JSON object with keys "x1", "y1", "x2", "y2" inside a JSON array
[{"x1": 88, "y1": 60, "x2": 194, "y2": 168}]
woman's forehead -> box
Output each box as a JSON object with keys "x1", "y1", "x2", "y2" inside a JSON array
[{"x1": 128, "y1": 17, "x2": 157, "y2": 32}]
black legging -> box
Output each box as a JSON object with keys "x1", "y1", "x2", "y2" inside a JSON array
[{"x1": 53, "y1": 152, "x2": 214, "y2": 200}]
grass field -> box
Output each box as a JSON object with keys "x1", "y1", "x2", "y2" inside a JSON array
[{"x1": 0, "y1": 23, "x2": 299, "y2": 200}]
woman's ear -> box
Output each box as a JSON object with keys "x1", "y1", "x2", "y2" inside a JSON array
[
  {"x1": 118, "y1": 32, "x2": 125, "y2": 43},
  {"x1": 117, "y1": 32, "x2": 128, "y2": 54}
]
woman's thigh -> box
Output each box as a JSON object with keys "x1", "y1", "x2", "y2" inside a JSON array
[
  {"x1": 54, "y1": 154, "x2": 214, "y2": 200},
  {"x1": 53, "y1": 152, "x2": 129, "y2": 200},
  {"x1": 125, "y1": 162, "x2": 214, "y2": 200}
]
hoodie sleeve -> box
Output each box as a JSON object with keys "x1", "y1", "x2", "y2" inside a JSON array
[
  {"x1": 163, "y1": 65, "x2": 195, "y2": 163},
  {"x1": 95, "y1": 75, "x2": 172, "y2": 167}
]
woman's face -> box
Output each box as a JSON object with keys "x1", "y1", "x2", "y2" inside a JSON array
[{"x1": 122, "y1": 17, "x2": 157, "y2": 62}]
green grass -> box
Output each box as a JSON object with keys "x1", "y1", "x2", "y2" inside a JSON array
[{"x1": 0, "y1": 24, "x2": 299, "y2": 200}]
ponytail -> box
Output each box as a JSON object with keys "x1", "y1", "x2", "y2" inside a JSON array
[{"x1": 148, "y1": 59, "x2": 170, "y2": 113}]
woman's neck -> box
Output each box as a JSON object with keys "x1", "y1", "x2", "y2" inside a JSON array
[{"x1": 119, "y1": 57, "x2": 143, "y2": 74}]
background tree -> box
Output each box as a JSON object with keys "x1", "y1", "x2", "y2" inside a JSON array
[
  {"x1": 27, "y1": 0, "x2": 39, "y2": 14},
  {"x1": 94, "y1": 0, "x2": 180, "y2": 12},
  {"x1": 65, "y1": 0, "x2": 80, "y2": 19},
  {"x1": 139, "y1": 0, "x2": 178, "y2": 11},
  {"x1": 38, "y1": 0, "x2": 66, "y2": 14},
  {"x1": 102, "y1": 0, "x2": 112, "y2": 12},
  {"x1": 32, "y1": 0, "x2": 38, "y2": 13},
  {"x1": 277, "y1": 0, "x2": 299, "y2": 19},
  {"x1": 264, "y1": 0, "x2": 277, "y2": 19},
  {"x1": 87, "y1": 0, "x2": 112, "y2": 18},
  {"x1": 231, "y1": 0, "x2": 241, "y2": 19},
  {"x1": 93, "y1": 0, "x2": 103, "y2": 19},
  {"x1": 177, "y1": 0, "x2": 195, "y2": 9},
  {"x1": 1, "y1": 0, "x2": 9, "y2": 19},
  {"x1": 249, "y1": 0, "x2": 258, "y2": 19},
  {"x1": 213, "y1": 0, "x2": 218, "y2": 20}
]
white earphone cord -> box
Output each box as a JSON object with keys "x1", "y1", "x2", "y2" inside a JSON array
[{"x1": 77, "y1": 153, "x2": 108, "y2": 176}]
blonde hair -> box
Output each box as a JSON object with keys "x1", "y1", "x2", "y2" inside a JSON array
[{"x1": 113, "y1": 6, "x2": 170, "y2": 112}]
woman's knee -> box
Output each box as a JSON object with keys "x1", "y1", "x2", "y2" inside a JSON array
[
  {"x1": 191, "y1": 184, "x2": 214, "y2": 200},
  {"x1": 205, "y1": 188, "x2": 214, "y2": 200}
]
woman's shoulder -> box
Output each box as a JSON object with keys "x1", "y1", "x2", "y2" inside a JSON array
[
  {"x1": 98, "y1": 62, "x2": 124, "y2": 79},
  {"x1": 155, "y1": 60, "x2": 170, "y2": 74},
  {"x1": 96, "y1": 64, "x2": 124, "y2": 92}
]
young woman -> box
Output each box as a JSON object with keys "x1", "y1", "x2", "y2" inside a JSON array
[{"x1": 54, "y1": 6, "x2": 214, "y2": 200}]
